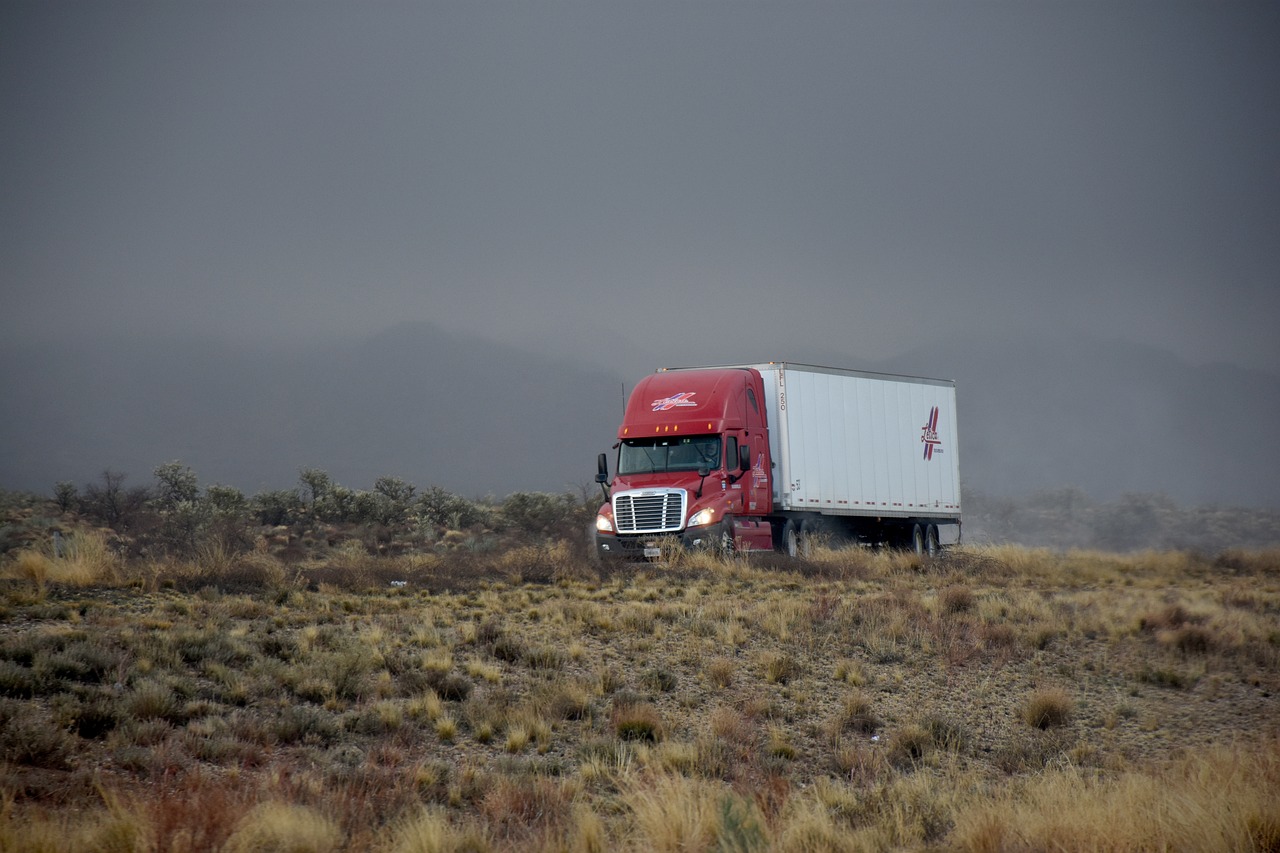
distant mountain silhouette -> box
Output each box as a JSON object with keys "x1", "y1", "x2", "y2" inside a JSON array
[
  {"x1": 2, "y1": 326, "x2": 1277, "y2": 508},
  {"x1": 0, "y1": 322, "x2": 624, "y2": 498}
]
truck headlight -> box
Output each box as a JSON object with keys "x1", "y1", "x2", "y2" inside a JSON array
[
  {"x1": 595, "y1": 513, "x2": 614, "y2": 533},
  {"x1": 688, "y1": 507, "x2": 716, "y2": 527}
]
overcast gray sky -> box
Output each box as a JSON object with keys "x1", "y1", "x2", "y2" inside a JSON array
[{"x1": 3, "y1": 1, "x2": 1278, "y2": 378}]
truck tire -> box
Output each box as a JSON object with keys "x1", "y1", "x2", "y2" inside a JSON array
[
  {"x1": 717, "y1": 515, "x2": 736, "y2": 557},
  {"x1": 925, "y1": 524, "x2": 940, "y2": 557},
  {"x1": 780, "y1": 519, "x2": 800, "y2": 558},
  {"x1": 910, "y1": 523, "x2": 925, "y2": 555}
]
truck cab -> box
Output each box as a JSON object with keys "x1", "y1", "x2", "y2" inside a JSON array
[{"x1": 593, "y1": 367, "x2": 776, "y2": 559}]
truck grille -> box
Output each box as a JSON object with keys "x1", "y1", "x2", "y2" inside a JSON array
[{"x1": 613, "y1": 490, "x2": 686, "y2": 534}]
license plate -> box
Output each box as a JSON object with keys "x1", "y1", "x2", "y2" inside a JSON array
[{"x1": 644, "y1": 546, "x2": 661, "y2": 559}]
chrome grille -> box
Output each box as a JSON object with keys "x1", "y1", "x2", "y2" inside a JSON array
[{"x1": 613, "y1": 490, "x2": 686, "y2": 534}]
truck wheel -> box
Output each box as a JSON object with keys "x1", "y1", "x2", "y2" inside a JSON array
[
  {"x1": 925, "y1": 524, "x2": 940, "y2": 557},
  {"x1": 780, "y1": 520, "x2": 800, "y2": 558},
  {"x1": 717, "y1": 515, "x2": 736, "y2": 556},
  {"x1": 910, "y1": 523, "x2": 925, "y2": 555}
]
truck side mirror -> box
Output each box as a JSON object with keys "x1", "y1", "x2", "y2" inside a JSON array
[
  {"x1": 738, "y1": 444, "x2": 751, "y2": 472},
  {"x1": 595, "y1": 452, "x2": 609, "y2": 484}
]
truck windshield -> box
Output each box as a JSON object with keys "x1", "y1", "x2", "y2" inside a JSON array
[{"x1": 619, "y1": 436, "x2": 721, "y2": 475}]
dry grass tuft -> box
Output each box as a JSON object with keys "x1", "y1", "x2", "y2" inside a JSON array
[
  {"x1": 387, "y1": 807, "x2": 491, "y2": 853},
  {"x1": 222, "y1": 802, "x2": 342, "y2": 853},
  {"x1": 953, "y1": 742, "x2": 1280, "y2": 852},
  {"x1": 829, "y1": 691, "x2": 881, "y2": 737},
  {"x1": 612, "y1": 700, "x2": 664, "y2": 742},
  {"x1": 1022, "y1": 687, "x2": 1074, "y2": 730}
]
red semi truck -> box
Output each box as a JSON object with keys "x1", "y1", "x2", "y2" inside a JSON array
[{"x1": 592, "y1": 363, "x2": 961, "y2": 559}]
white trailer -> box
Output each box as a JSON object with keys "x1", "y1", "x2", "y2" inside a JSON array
[{"x1": 748, "y1": 363, "x2": 961, "y2": 552}]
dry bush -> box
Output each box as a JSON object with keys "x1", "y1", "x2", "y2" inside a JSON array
[
  {"x1": 1139, "y1": 603, "x2": 1198, "y2": 632},
  {"x1": 387, "y1": 807, "x2": 492, "y2": 853},
  {"x1": 709, "y1": 705, "x2": 756, "y2": 746},
  {"x1": 828, "y1": 691, "x2": 881, "y2": 738},
  {"x1": 5, "y1": 550, "x2": 52, "y2": 587},
  {"x1": 497, "y1": 540, "x2": 586, "y2": 584},
  {"x1": 833, "y1": 658, "x2": 870, "y2": 686},
  {"x1": 624, "y1": 773, "x2": 768, "y2": 853},
  {"x1": 953, "y1": 743, "x2": 1280, "y2": 852},
  {"x1": 1022, "y1": 687, "x2": 1073, "y2": 730},
  {"x1": 480, "y1": 775, "x2": 578, "y2": 837},
  {"x1": 761, "y1": 651, "x2": 802, "y2": 684},
  {"x1": 222, "y1": 802, "x2": 342, "y2": 853},
  {"x1": 3, "y1": 531, "x2": 120, "y2": 589},
  {"x1": 805, "y1": 542, "x2": 881, "y2": 581},
  {"x1": 886, "y1": 724, "x2": 935, "y2": 769},
  {"x1": 705, "y1": 657, "x2": 735, "y2": 688},
  {"x1": 1158, "y1": 624, "x2": 1216, "y2": 656},
  {"x1": 612, "y1": 699, "x2": 665, "y2": 742},
  {"x1": 775, "y1": 795, "x2": 860, "y2": 852},
  {"x1": 1215, "y1": 548, "x2": 1280, "y2": 574},
  {"x1": 0, "y1": 794, "x2": 152, "y2": 853},
  {"x1": 940, "y1": 584, "x2": 976, "y2": 614}
]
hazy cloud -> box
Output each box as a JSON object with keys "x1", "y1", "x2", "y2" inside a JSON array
[{"x1": 2, "y1": 2, "x2": 1278, "y2": 501}]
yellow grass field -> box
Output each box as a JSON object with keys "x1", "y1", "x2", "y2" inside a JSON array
[{"x1": 2, "y1": 543, "x2": 1278, "y2": 851}]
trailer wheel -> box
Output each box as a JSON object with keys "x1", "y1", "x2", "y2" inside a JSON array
[
  {"x1": 780, "y1": 520, "x2": 800, "y2": 558},
  {"x1": 910, "y1": 523, "x2": 925, "y2": 555},
  {"x1": 925, "y1": 524, "x2": 940, "y2": 557},
  {"x1": 799, "y1": 518, "x2": 822, "y2": 557}
]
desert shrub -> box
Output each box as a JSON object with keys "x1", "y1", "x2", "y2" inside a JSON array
[
  {"x1": 642, "y1": 666, "x2": 678, "y2": 693},
  {"x1": 0, "y1": 660, "x2": 35, "y2": 698},
  {"x1": 314, "y1": 485, "x2": 358, "y2": 524},
  {"x1": 431, "y1": 672, "x2": 474, "y2": 702},
  {"x1": 0, "y1": 700, "x2": 75, "y2": 768},
  {"x1": 418, "y1": 486, "x2": 490, "y2": 529},
  {"x1": 371, "y1": 476, "x2": 416, "y2": 526},
  {"x1": 523, "y1": 644, "x2": 566, "y2": 671},
  {"x1": 480, "y1": 630, "x2": 523, "y2": 665},
  {"x1": 499, "y1": 491, "x2": 584, "y2": 539},
  {"x1": 81, "y1": 469, "x2": 151, "y2": 529},
  {"x1": 1022, "y1": 687, "x2": 1073, "y2": 729},
  {"x1": 940, "y1": 584, "x2": 975, "y2": 614},
  {"x1": 481, "y1": 775, "x2": 577, "y2": 835},
  {"x1": 388, "y1": 807, "x2": 490, "y2": 853},
  {"x1": 706, "y1": 658, "x2": 735, "y2": 688},
  {"x1": 223, "y1": 802, "x2": 342, "y2": 853},
  {"x1": 498, "y1": 542, "x2": 581, "y2": 584},
  {"x1": 886, "y1": 724, "x2": 933, "y2": 769},
  {"x1": 63, "y1": 694, "x2": 121, "y2": 739},
  {"x1": 124, "y1": 679, "x2": 183, "y2": 723},
  {"x1": 274, "y1": 705, "x2": 341, "y2": 746},
  {"x1": 612, "y1": 700, "x2": 664, "y2": 742},
  {"x1": 922, "y1": 713, "x2": 971, "y2": 754},
  {"x1": 762, "y1": 652, "x2": 801, "y2": 685},
  {"x1": 253, "y1": 489, "x2": 303, "y2": 526},
  {"x1": 829, "y1": 691, "x2": 881, "y2": 737},
  {"x1": 1160, "y1": 624, "x2": 1216, "y2": 656}
]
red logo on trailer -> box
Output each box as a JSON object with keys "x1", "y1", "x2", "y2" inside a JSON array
[
  {"x1": 651, "y1": 392, "x2": 698, "y2": 411},
  {"x1": 921, "y1": 407, "x2": 942, "y2": 460}
]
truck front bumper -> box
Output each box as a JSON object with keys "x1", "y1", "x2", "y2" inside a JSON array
[{"x1": 593, "y1": 525, "x2": 724, "y2": 561}]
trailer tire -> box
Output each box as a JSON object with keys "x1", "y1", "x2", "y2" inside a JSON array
[
  {"x1": 925, "y1": 524, "x2": 940, "y2": 557},
  {"x1": 910, "y1": 523, "x2": 925, "y2": 555},
  {"x1": 799, "y1": 518, "x2": 822, "y2": 557}
]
